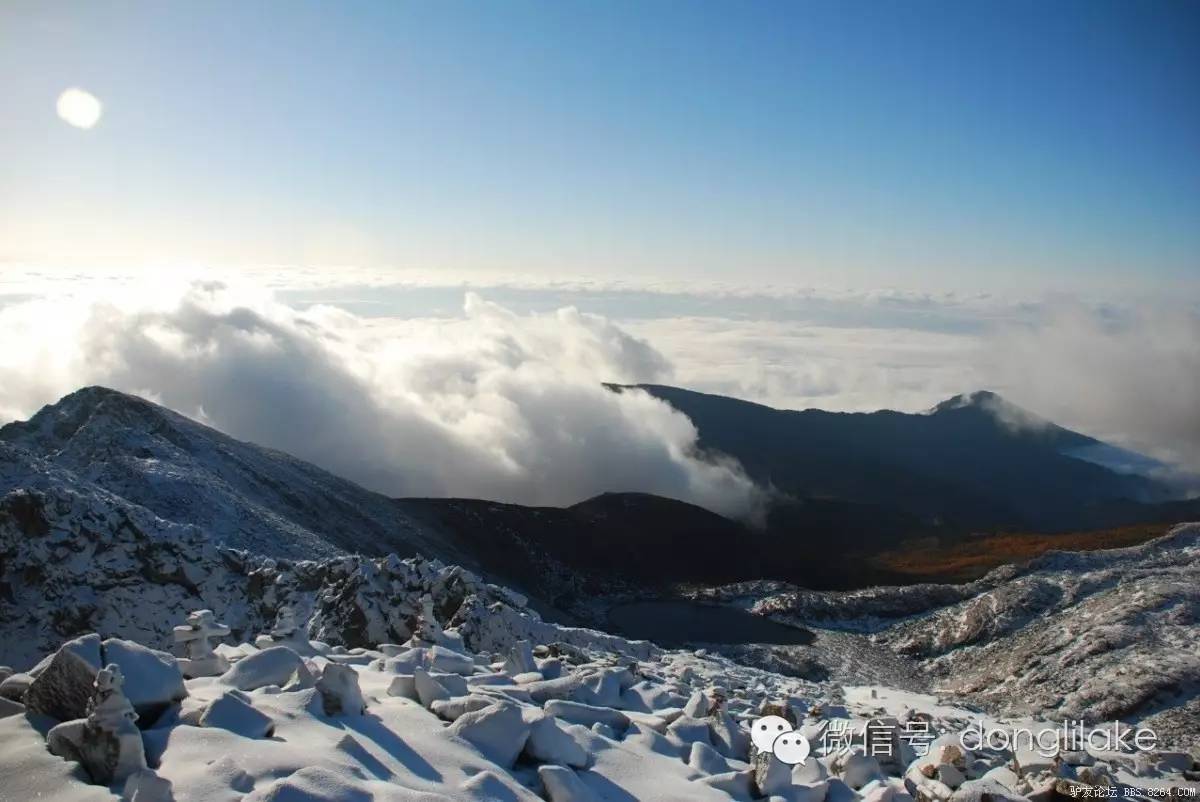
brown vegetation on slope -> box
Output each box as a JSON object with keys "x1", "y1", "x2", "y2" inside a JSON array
[{"x1": 868, "y1": 522, "x2": 1173, "y2": 583}]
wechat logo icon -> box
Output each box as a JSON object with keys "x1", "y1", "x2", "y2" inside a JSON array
[{"x1": 750, "y1": 715, "x2": 810, "y2": 765}]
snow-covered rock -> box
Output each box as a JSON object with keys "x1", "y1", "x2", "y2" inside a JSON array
[
  {"x1": 524, "y1": 709, "x2": 590, "y2": 768},
  {"x1": 447, "y1": 701, "x2": 531, "y2": 768},
  {"x1": 24, "y1": 634, "x2": 102, "y2": 722},
  {"x1": 47, "y1": 664, "x2": 147, "y2": 786},
  {"x1": 315, "y1": 663, "x2": 365, "y2": 716},
  {"x1": 539, "y1": 764, "x2": 599, "y2": 801},
  {"x1": 101, "y1": 638, "x2": 187, "y2": 722},
  {"x1": 220, "y1": 646, "x2": 313, "y2": 692},
  {"x1": 198, "y1": 691, "x2": 275, "y2": 738}
]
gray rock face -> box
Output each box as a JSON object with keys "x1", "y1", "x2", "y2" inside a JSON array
[{"x1": 24, "y1": 634, "x2": 102, "y2": 722}]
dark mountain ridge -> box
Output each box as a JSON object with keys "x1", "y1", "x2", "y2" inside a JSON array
[
  {"x1": 3, "y1": 386, "x2": 1196, "y2": 605},
  {"x1": 622, "y1": 384, "x2": 1183, "y2": 533}
]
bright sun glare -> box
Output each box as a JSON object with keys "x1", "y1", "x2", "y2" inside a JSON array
[{"x1": 56, "y1": 87, "x2": 103, "y2": 129}]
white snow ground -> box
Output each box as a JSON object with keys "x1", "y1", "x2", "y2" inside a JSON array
[{"x1": 3, "y1": 601, "x2": 1197, "y2": 802}]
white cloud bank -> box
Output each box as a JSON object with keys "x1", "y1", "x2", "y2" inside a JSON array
[
  {"x1": 0, "y1": 282, "x2": 765, "y2": 519},
  {"x1": 984, "y1": 302, "x2": 1200, "y2": 474},
  {"x1": 1, "y1": 276, "x2": 1196, "y2": 515}
]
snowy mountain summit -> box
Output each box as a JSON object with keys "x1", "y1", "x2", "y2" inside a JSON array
[{"x1": 0, "y1": 386, "x2": 455, "y2": 562}]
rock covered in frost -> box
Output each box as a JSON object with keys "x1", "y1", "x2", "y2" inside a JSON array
[
  {"x1": 523, "y1": 709, "x2": 590, "y2": 768},
  {"x1": 544, "y1": 699, "x2": 630, "y2": 732},
  {"x1": 102, "y1": 638, "x2": 187, "y2": 723},
  {"x1": 447, "y1": 701, "x2": 531, "y2": 768},
  {"x1": 414, "y1": 668, "x2": 451, "y2": 709},
  {"x1": 25, "y1": 633, "x2": 102, "y2": 721},
  {"x1": 503, "y1": 639, "x2": 537, "y2": 675},
  {"x1": 696, "y1": 769, "x2": 755, "y2": 797},
  {"x1": 427, "y1": 645, "x2": 475, "y2": 675},
  {"x1": 47, "y1": 664, "x2": 147, "y2": 786},
  {"x1": 539, "y1": 764, "x2": 599, "y2": 801},
  {"x1": 121, "y1": 769, "x2": 174, "y2": 802},
  {"x1": 837, "y1": 751, "x2": 883, "y2": 790},
  {"x1": 199, "y1": 691, "x2": 275, "y2": 738},
  {"x1": 0, "y1": 672, "x2": 32, "y2": 702},
  {"x1": 254, "y1": 606, "x2": 324, "y2": 658},
  {"x1": 0, "y1": 696, "x2": 24, "y2": 718},
  {"x1": 431, "y1": 695, "x2": 495, "y2": 722},
  {"x1": 386, "y1": 674, "x2": 417, "y2": 700},
  {"x1": 315, "y1": 663, "x2": 364, "y2": 716},
  {"x1": 220, "y1": 646, "x2": 313, "y2": 692},
  {"x1": 688, "y1": 741, "x2": 732, "y2": 775}
]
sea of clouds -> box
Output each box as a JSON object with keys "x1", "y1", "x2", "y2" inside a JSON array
[
  {"x1": 0, "y1": 279, "x2": 766, "y2": 519},
  {"x1": 1, "y1": 272, "x2": 1196, "y2": 515}
]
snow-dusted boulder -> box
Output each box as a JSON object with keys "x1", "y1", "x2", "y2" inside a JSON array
[
  {"x1": 538, "y1": 764, "x2": 599, "y2": 801},
  {"x1": 199, "y1": 691, "x2": 274, "y2": 738},
  {"x1": 220, "y1": 646, "x2": 313, "y2": 692},
  {"x1": 544, "y1": 700, "x2": 631, "y2": 731},
  {"x1": 688, "y1": 741, "x2": 732, "y2": 775},
  {"x1": 430, "y1": 695, "x2": 495, "y2": 722},
  {"x1": 523, "y1": 709, "x2": 589, "y2": 768},
  {"x1": 315, "y1": 663, "x2": 364, "y2": 716},
  {"x1": 838, "y1": 751, "x2": 883, "y2": 790},
  {"x1": 0, "y1": 696, "x2": 25, "y2": 719},
  {"x1": 120, "y1": 770, "x2": 174, "y2": 802},
  {"x1": 754, "y1": 748, "x2": 795, "y2": 797},
  {"x1": 386, "y1": 674, "x2": 417, "y2": 700},
  {"x1": 430, "y1": 671, "x2": 469, "y2": 696},
  {"x1": 948, "y1": 778, "x2": 1028, "y2": 801},
  {"x1": 503, "y1": 639, "x2": 537, "y2": 676},
  {"x1": 254, "y1": 607, "x2": 321, "y2": 657},
  {"x1": 697, "y1": 769, "x2": 755, "y2": 798},
  {"x1": 414, "y1": 668, "x2": 451, "y2": 709},
  {"x1": 47, "y1": 664, "x2": 147, "y2": 786},
  {"x1": 667, "y1": 714, "x2": 712, "y2": 751},
  {"x1": 427, "y1": 645, "x2": 475, "y2": 675},
  {"x1": 447, "y1": 701, "x2": 531, "y2": 768},
  {"x1": 683, "y1": 690, "x2": 711, "y2": 718},
  {"x1": 621, "y1": 680, "x2": 682, "y2": 713},
  {"x1": 709, "y1": 708, "x2": 751, "y2": 759},
  {"x1": 25, "y1": 634, "x2": 102, "y2": 722},
  {"x1": 102, "y1": 638, "x2": 187, "y2": 723},
  {"x1": 0, "y1": 672, "x2": 32, "y2": 702}
]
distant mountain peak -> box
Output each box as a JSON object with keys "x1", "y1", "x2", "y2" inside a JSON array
[
  {"x1": 932, "y1": 389, "x2": 1004, "y2": 413},
  {"x1": 929, "y1": 390, "x2": 1054, "y2": 432}
]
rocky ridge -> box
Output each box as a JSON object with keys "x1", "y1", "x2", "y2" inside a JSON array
[{"x1": 703, "y1": 525, "x2": 1200, "y2": 751}]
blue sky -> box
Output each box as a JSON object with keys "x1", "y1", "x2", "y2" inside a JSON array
[{"x1": 1, "y1": 0, "x2": 1197, "y2": 293}]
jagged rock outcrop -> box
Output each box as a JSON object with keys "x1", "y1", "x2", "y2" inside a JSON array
[{"x1": 0, "y1": 456, "x2": 647, "y2": 671}]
